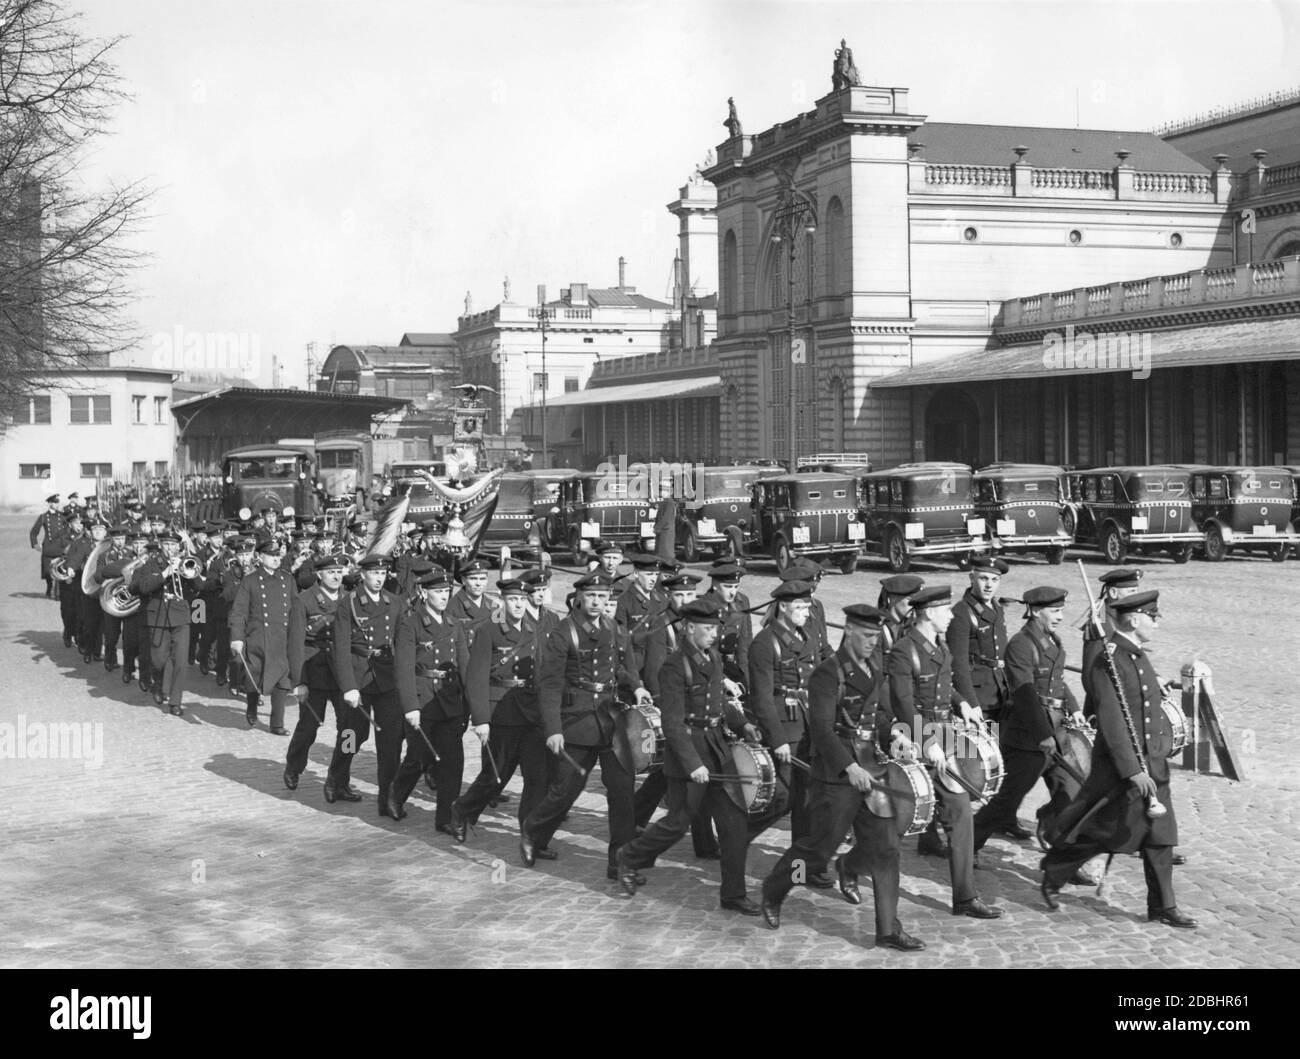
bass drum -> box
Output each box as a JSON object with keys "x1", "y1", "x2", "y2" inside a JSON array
[
  {"x1": 620, "y1": 703, "x2": 664, "y2": 774},
  {"x1": 1056, "y1": 717, "x2": 1095, "y2": 801},
  {"x1": 721, "y1": 741, "x2": 777, "y2": 816},
  {"x1": 1159, "y1": 690, "x2": 1190, "y2": 758},
  {"x1": 865, "y1": 760, "x2": 936, "y2": 837}
]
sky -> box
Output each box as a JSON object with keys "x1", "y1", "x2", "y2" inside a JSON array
[{"x1": 70, "y1": 0, "x2": 1300, "y2": 388}]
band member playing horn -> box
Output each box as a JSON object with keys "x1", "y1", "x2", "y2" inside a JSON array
[
  {"x1": 973, "y1": 586, "x2": 1080, "y2": 858},
  {"x1": 451, "y1": 577, "x2": 548, "y2": 840},
  {"x1": 332, "y1": 554, "x2": 405, "y2": 812},
  {"x1": 229, "y1": 539, "x2": 298, "y2": 734},
  {"x1": 521, "y1": 572, "x2": 652, "y2": 879},
  {"x1": 57, "y1": 511, "x2": 90, "y2": 650},
  {"x1": 285, "y1": 552, "x2": 352, "y2": 795},
  {"x1": 1041, "y1": 590, "x2": 1197, "y2": 928},
  {"x1": 760, "y1": 605, "x2": 925, "y2": 950},
  {"x1": 617, "y1": 597, "x2": 770, "y2": 912},
  {"x1": 78, "y1": 520, "x2": 110, "y2": 663},
  {"x1": 118, "y1": 531, "x2": 152, "y2": 686},
  {"x1": 390, "y1": 566, "x2": 471, "y2": 830},
  {"x1": 131, "y1": 530, "x2": 206, "y2": 715},
  {"x1": 887, "y1": 584, "x2": 1003, "y2": 920},
  {"x1": 96, "y1": 525, "x2": 132, "y2": 671}
]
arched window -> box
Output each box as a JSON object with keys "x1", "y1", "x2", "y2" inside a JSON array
[
  {"x1": 721, "y1": 230, "x2": 738, "y2": 318},
  {"x1": 1273, "y1": 239, "x2": 1300, "y2": 259},
  {"x1": 825, "y1": 197, "x2": 845, "y2": 296}
]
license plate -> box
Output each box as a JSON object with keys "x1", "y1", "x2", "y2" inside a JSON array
[
  {"x1": 848, "y1": 523, "x2": 865, "y2": 541},
  {"x1": 905, "y1": 522, "x2": 924, "y2": 541},
  {"x1": 1131, "y1": 516, "x2": 1149, "y2": 531},
  {"x1": 966, "y1": 518, "x2": 985, "y2": 535},
  {"x1": 792, "y1": 527, "x2": 810, "y2": 544},
  {"x1": 581, "y1": 521, "x2": 600, "y2": 538},
  {"x1": 640, "y1": 521, "x2": 656, "y2": 537},
  {"x1": 697, "y1": 519, "x2": 716, "y2": 536},
  {"x1": 996, "y1": 519, "x2": 1016, "y2": 536},
  {"x1": 1253, "y1": 524, "x2": 1277, "y2": 536}
]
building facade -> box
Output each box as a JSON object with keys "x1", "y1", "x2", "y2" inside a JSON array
[{"x1": 0, "y1": 363, "x2": 177, "y2": 510}]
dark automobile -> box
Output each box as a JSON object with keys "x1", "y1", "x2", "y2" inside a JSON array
[
  {"x1": 558, "y1": 471, "x2": 657, "y2": 563},
  {"x1": 221, "y1": 445, "x2": 318, "y2": 520},
  {"x1": 974, "y1": 462, "x2": 1073, "y2": 564},
  {"x1": 1067, "y1": 465, "x2": 1202, "y2": 563},
  {"x1": 752, "y1": 472, "x2": 865, "y2": 573},
  {"x1": 858, "y1": 462, "x2": 989, "y2": 573},
  {"x1": 1187, "y1": 466, "x2": 1298, "y2": 562},
  {"x1": 674, "y1": 463, "x2": 786, "y2": 562},
  {"x1": 480, "y1": 469, "x2": 579, "y2": 560}
]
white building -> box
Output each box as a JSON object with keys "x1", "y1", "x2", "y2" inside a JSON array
[{"x1": 0, "y1": 361, "x2": 178, "y2": 510}]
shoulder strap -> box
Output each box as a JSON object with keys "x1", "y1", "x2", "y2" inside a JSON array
[
  {"x1": 568, "y1": 617, "x2": 581, "y2": 656},
  {"x1": 682, "y1": 650, "x2": 693, "y2": 686},
  {"x1": 908, "y1": 639, "x2": 921, "y2": 674}
]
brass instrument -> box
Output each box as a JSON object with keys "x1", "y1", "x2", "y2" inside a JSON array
[
  {"x1": 81, "y1": 539, "x2": 113, "y2": 595},
  {"x1": 100, "y1": 555, "x2": 147, "y2": 617},
  {"x1": 49, "y1": 557, "x2": 77, "y2": 583},
  {"x1": 179, "y1": 556, "x2": 204, "y2": 579}
]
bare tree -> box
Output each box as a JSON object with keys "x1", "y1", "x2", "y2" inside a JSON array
[{"x1": 0, "y1": 0, "x2": 149, "y2": 417}]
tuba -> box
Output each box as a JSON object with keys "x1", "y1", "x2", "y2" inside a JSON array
[
  {"x1": 100, "y1": 556, "x2": 146, "y2": 617},
  {"x1": 81, "y1": 539, "x2": 112, "y2": 595}
]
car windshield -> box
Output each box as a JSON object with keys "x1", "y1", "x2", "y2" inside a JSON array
[
  {"x1": 232, "y1": 456, "x2": 300, "y2": 481},
  {"x1": 498, "y1": 478, "x2": 534, "y2": 509},
  {"x1": 703, "y1": 470, "x2": 757, "y2": 496},
  {"x1": 998, "y1": 477, "x2": 1060, "y2": 501},
  {"x1": 908, "y1": 470, "x2": 972, "y2": 501}
]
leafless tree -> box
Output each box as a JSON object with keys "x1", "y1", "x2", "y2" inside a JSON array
[{"x1": 0, "y1": 0, "x2": 149, "y2": 417}]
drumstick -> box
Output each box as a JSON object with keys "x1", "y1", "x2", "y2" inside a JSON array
[
  {"x1": 483, "y1": 738, "x2": 503, "y2": 785},
  {"x1": 939, "y1": 762, "x2": 989, "y2": 805},
  {"x1": 789, "y1": 755, "x2": 812, "y2": 773},
  {"x1": 1050, "y1": 750, "x2": 1087, "y2": 788},
  {"x1": 558, "y1": 747, "x2": 589, "y2": 777}
]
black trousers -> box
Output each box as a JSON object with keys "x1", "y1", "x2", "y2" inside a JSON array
[
  {"x1": 60, "y1": 587, "x2": 80, "y2": 642},
  {"x1": 79, "y1": 592, "x2": 103, "y2": 657},
  {"x1": 1043, "y1": 840, "x2": 1175, "y2": 911},
  {"x1": 456, "y1": 723, "x2": 549, "y2": 827},
  {"x1": 189, "y1": 599, "x2": 215, "y2": 663},
  {"x1": 148, "y1": 624, "x2": 189, "y2": 706},
  {"x1": 523, "y1": 742, "x2": 635, "y2": 869},
  {"x1": 122, "y1": 612, "x2": 151, "y2": 680},
  {"x1": 211, "y1": 605, "x2": 232, "y2": 682},
  {"x1": 762, "y1": 780, "x2": 903, "y2": 937},
  {"x1": 358, "y1": 691, "x2": 401, "y2": 809},
  {"x1": 285, "y1": 685, "x2": 356, "y2": 783},
  {"x1": 973, "y1": 746, "x2": 1048, "y2": 852},
  {"x1": 774, "y1": 731, "x2": 813, "y2": 844},
  {"x1": 931, "y1": 780, "x2": 977, "y2": 905},
  {"x1": 392, "y1": 714, "x2": 466, "y2": 827},
  {"x1": 102, "y1": 614, "x2": 122, "y2": 663},
  {"x1": 621, "y1": 776, "x2": 760, "y2": 901},
  {"x1": 632, "y1": 767, "x2": 720, "y2": 857}
]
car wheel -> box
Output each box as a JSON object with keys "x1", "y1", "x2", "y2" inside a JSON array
[
  {"x1": 773, "y1": 537, "x2": 793, "y2": 573},
  {"x1": 1170, "y1": 544, "x2": 1194, "y2": 564},
  {"x1": 838, "y1": 549, "x2": 859, "y2": 575},
  {"x1": 1270, "y1": 543, "x2": 1288, "y2": 563},
  {"x1": 1102, "y1": 525, "x2": 1126, "y2": 564},
  {"x1": 886, "y1": 531, "x2": 910, "y2": 573},
  {"x1": 1203, "y1": 524, "x2": 1227, "y2": 562},
  {"x1": 568, "y1": 529, "x2": 583, "y2": 567},
  {"x1": 1045, "y1": 546, "x2": 1066, "y2": 565},
  {"x1": 1061, "y1": 507, "x2": 1076, "y2": 536},
  {"x1": 681, "y1": 524, "x2": 699, "y2": 564}
]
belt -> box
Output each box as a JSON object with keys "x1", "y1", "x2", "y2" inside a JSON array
[
  {"x1": 977, "y1": 658, "x2": 1006, "y2": 669},
  {"x1": 1041, "y1": 696, "x2": 1065, "y2": 710},
  {"x1": 921, "y1": 707, "x2": 954, "y2": 724},
  {"x1": 491, "y1": 677, "x2": 531, "y2": 689},
  {"x1": 834, "y1": 722, "x2": 878, "y2": 740},
  {"x1": 416, "y1": 663, "x2": 455, "y2": 679},
  {"x1": 574, "y1": 679, "x2": 613, "y2": 693},
  {"x1": 775, "y1": 686, "x2": 807, "y2": 700},
  {"x1": 685, "y1": 714, "x2": 723, "y2": 729}
]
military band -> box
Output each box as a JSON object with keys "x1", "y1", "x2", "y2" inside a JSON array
[{"x1": 33, "y1": 497, "x2": 1203, "y2": 947}]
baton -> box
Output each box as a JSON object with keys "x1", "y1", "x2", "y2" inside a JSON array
[
  {"x1": 409, "y1": 718, "x2": 440, "y2": 763},
  {"x1": 483, "y1": 737, "x2": 503, "y2": 786},
  {"x1": 349, "y1": 698, "x2": 380, "y2": 734},
  {"x1": 295, "y1": 688, "x2": 323, "y2": 728},
  {"x1": 558, "y1": 747, "x2": 589, "y2": 777}
]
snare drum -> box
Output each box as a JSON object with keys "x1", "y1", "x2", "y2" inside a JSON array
[
  {"x1": 1158, "y1": 689, "x2": 1189, "y2": 758},
  {"x1": 722, "y1": 741, "x2": 777, "y2": 816},
  {"x1": 936, "y1": 722, "x2": 1004, "y2": 800},
  {"x1": 865, "y1": 760, "x2": 936, "y2": 837},
  {"x1": 621, "y1": 703, "x2": 665, "y2": 774}
]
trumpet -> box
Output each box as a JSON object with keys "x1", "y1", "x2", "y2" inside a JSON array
[{"x1": 179, "y1": 556, "x2": 204, "y2": 579}]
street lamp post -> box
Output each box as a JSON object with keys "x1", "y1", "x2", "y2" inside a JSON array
[
  {"x1": 771, "y1": 188, "x2": 818, "y2": 472},
  {"x1": 537, "y1": 285, "x2": 550, "y2": 468}
]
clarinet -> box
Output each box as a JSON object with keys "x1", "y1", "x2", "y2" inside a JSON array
[{"x1": 1077, "y1": 561, "x2": 1165, "y2": 819}]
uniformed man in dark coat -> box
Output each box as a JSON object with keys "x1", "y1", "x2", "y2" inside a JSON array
[
  {"x1": 877, "y1": 573, "x2": 924, "y2": 652},
  {"x1": 615, "y1": 554, "x2": 669, "y2": 675},
  {"x1": 285, "y1": 552, "x2": 351, "y2": 794},
  {"x1": 1081, "y1": 569, "x2": 1143, "y2": 719},
  {"x1": 947, "y1": 557, "x2": 1011, "y2": 721},
  {"x1": 447, "y1": 557, "x2": 493, "y2": 653},
  {"x1": 95, "y1": 525, "x2": 132, "y2": 671},
  {"x1": 30, "y1": 494, "x2": 65, "y2": 598},
  {"x1": 762, "y1": 562, "x2": 833, "y2": 659},
  {"x1": 521, "y1": 572, "x2": 652, "y2": 878},
  {"x1": 333, "y1": 554, "x2": 406, "y2": 811},
  {"x1": 888, "y1": 584, "x2": 1002, "y2": 920},
  {"x1": 58, "y1": 512, "x2": 91, "y2": 651},
  {"x1": 1042, "y1": 590, "x2": 1196, "y2": 928},
  {"x1": 747, "y1": 580, "x2": 820, "y2": 859},
  {"x1": 616, "y1": 597, "x2": 772, "y2": 914},
  {"x1": 78, "y1": 520, "x2": 110, "y2": 662},
  {"x1": 702, "y1": 561, "x2": 752, "y2": 685},
  {"x1": 217, "y1": 539, "x2": 255, "y2": 691},
  {"x1": 451, "y1": 578, "x2": 548, "y2": 839},
  {"x1": 973, "y1": 586, "x2": 1080, "y2": 855},
  {"x1": 131, "y1": 530, "x2": 207, "y2": 714},
  {"x1": 521, "y1": 568, "x2": 560, "y2": 638},
  {"x1": 230, "y1": 539, "x2": 298, "y2": 733},
  {"x1": 591, "y1": 540, "x2": 624, "y2": 578},
  {"x1": 194, "y1": 524, "x2": 234, "y2": 674},
  {"x1": 390, "y1": 566, "x2": 471, "y2": 830},
  {"x1": 760, "y1": 605, "x2": 925, "y2": 951},
  {"x1": 118, "y1": 532, "x2": 152, "y2": 685}
]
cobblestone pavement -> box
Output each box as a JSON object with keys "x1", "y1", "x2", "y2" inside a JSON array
[{"x1": 2, "y1": 515, "x2": 1297, "y2": 968}]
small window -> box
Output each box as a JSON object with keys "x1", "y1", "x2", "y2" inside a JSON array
[
  {"x1": 1068, "y1": 229, "x2": 1083, "y2": 245},
  {"x1": 963, "y1": 227, "x2": 978, "y2": 242},
  {"x1": 1209, "y1": 477, "x2": 1228, "y2": 501},
  {"x1": 132, "y1": 395, "x2": 146, "y2": 424},
  {"x1": 890, "y1": 480, "x2": 903, "y2": 503},
  {"x1": 154, "y1": 461, "x2": 169, "y2": 476},
  {"x1": 1098, "y1": 478, "x2": 1114, "y2": 502},
  {"x1": 1146, "y1": 481, "x2": 1165, "y2": 495},
  {"x1": 132, "y1": 462, "x2": 147, "y2": 479},
  {"x1": 19, "y1": 463, "x2": 52, "y2": 478},
  {"x1": 25, "y1": 395, "x2": 51, "y2": 424},
  {"x1": 1169, "y1": 232, "x2": 1183, "y2": 248},
  {"x1": 81, "y1": 462, "x2": 112, "y2": 477},
  {"x1": 564, "y1": 377, "x2": 579, "y2": 393},
  {"x1": 70, "y1": 395, "x2": 111, "y2": 424},
  {"x1": 154, "y1": 396, "x2": 167, "y2": 424},
  {"x1": 582, "y1": 337, "x2": 594, "y2": 344},
  {"x1": 833, "y1": 489, "x2": 847, "y2": 499}
]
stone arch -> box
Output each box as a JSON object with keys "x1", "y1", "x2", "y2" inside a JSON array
[
  {"x1": 827, "y1": 372, "x2": 847, "y2": 451},
  {"x1": 825, "y1": 196, "x2": 846, "y2": 296},
  {"x1": 1265, "y1": 228, "x2": 1300, "y2": 259}
]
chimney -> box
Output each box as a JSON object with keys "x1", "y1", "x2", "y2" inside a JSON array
[
  {"x1": 672, "y1": 254, "x2": 683, "y2": 310},
  {"x1": 618, "y1": 256, "x2": 627, "y2": 290},
  {"x1": 569, "y1": 282, "x2": 588, "y2": 305}
]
